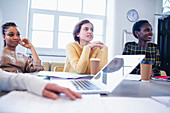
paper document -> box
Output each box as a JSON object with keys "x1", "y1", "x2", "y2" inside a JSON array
[
  {"x1": 38, "y1": 71, "x2": 91, "y2": 79},
  {"x1": 0, "y1": 91, "x2": 105, "y2": 113},
  {"x1": 101, "y1": 97, "x2": 170, "y2": 113},
  {"x1": 151, "y1": 96, "x2": 170, "y2": 107}
]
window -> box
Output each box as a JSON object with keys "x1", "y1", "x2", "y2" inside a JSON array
[
  {"x1": 162, "y1": 0, "x2": 170, "y2": 13},
  {"x1": 28, "y1": 0, "x2": 107, "y2": 56}
]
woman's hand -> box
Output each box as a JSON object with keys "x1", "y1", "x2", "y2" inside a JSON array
[
  {"x1": 42, "y1": 83, "x2": 82, "y2": 100},
  {"x1": 19, "y1": 38, "x2": 33, "y2": 49},
  {"x1": 19, "y1": 38, "x2": 40, "y2": 60},
  {"x1": 87, "y1": 41, "x2": 104, "y2": 50}
]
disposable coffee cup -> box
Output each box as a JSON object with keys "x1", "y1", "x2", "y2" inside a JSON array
[
  {"x1": 140, "y1": 60, "x2": 152, "y2": 81},
  {"x1": 90, "y1": 58, "x2": 100, "y2": 75}
]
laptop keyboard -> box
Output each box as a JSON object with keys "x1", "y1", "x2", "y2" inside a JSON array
[{"x1": 71, "y1": 80, "x2": 101, "y2": 90}]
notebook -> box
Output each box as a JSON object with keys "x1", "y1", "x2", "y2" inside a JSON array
[{"x1": 50, "y1": 55, "x2": 145, "y2": 94}]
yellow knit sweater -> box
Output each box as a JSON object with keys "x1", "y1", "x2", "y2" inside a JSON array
[{"x1": 64, "y1": 41, "x2": 108, "y2": 74}]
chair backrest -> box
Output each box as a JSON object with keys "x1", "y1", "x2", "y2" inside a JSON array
[
  {"x1": 122, "y1": 29, "x2": 138, "y2": 49},
  {"x1": 42, "y1": 62, "x2": 50, "y2": 71},
  {"x1": 51, "y1": 62, "x2": 65, "y2": 72}
]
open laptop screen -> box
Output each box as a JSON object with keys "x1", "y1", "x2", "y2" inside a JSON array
[{"x1": 92, "y1": 55, "x2": 145, "y2": 86}]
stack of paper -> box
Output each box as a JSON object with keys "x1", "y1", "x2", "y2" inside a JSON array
[
  {"x1": 0, "y1": 91, "x2": 105, "y2": 113},
  {"x1": 1, "y1": 91, "x2": 170, "y2": 113},
  {"x1": 101, "y1": 97, "x2": 170, "y2": 113},
  {"x1": 38, "y1": 71, "x2": 91, "y2": 79},
  {"x1": 151, "y1": 96, "x2": 170, "y2": 107}
]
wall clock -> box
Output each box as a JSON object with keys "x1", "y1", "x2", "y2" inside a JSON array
[{"x1": 127, "y1": 9, "x2": 139, "y2": 22}]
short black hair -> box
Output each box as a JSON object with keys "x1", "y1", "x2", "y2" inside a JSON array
[{"x1": 132, "y1": 20, "x2": 150, "y2": 38}]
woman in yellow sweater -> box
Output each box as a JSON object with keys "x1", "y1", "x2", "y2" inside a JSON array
[{"x1": 64, "y1": 19, "x2": 108, "y2": 74}]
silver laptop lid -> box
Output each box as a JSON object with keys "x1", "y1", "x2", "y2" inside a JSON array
[{"x1": 91, "y1": 55, "x2": 145, "y2": 90}]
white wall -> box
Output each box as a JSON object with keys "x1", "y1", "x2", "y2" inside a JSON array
[
  {"x1": 0, "y1": 0, "x2": 162, "y2": 62},
  {"x1": 106, "y1": 0, "x2": 162, "y2": 61},
  {"x1": 0, "y1": 0, "x2": 29, "y2": 52}
]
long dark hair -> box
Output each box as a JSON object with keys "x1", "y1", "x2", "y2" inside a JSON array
[
  {"x1": 2, "y1": 22, "x2": 17, "y2": 47},
  {"x1": 73, "y1": 19, "x2": 93, "y2": 43}
]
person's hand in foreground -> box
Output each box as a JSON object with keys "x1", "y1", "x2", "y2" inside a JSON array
[{"x1": 43, "y1": 83, "x2": 82, "y2": 100}]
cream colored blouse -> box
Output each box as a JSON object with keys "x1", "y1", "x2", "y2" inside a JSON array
[
  {"x1": 64, "y1": 42, "x2": 108, "y2": 74},
  {"x1": 0, "y1": 48, "x2": 44, "y2": 73}
]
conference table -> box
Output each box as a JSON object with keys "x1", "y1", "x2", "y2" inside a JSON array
[
  {"x1": 108, "y1": 78, "x2": 170, "y2": 97},
  {"x1": 36, "y1": 71, "x2": 170, "y2": 97},
  {"x1": 0, "y1": 72, "x2": 170, "y2": 113},
  {"x1": 1, "y1": 73, "x2": 170, "y2": 97}
]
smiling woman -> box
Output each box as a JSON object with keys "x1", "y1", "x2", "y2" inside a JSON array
[
  {"x1": 122, "y1": 20, "x2": 161, "y2": 76},
  {"x1": 0, "y1": 22, "x2": 44, "y2": 73}
]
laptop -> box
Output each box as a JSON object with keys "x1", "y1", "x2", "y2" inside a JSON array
[{"x1": 50, "y1": 55, "x2": 145, "y2": 94}]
